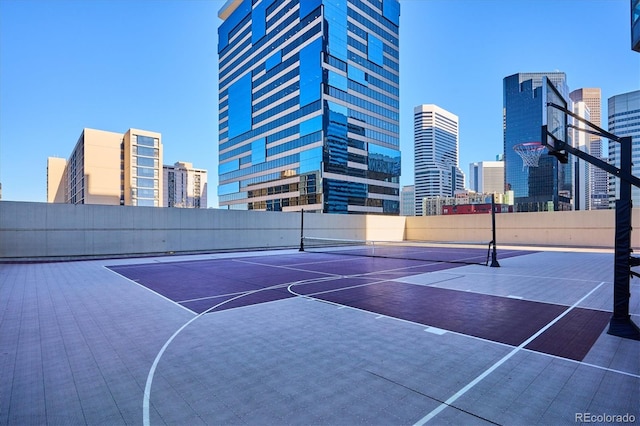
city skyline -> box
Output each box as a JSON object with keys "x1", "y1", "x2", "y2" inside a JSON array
[{"x1": 1, "y1": 0, "x2": 638, "y2": 207}]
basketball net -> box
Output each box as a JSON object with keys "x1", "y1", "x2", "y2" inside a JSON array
[{"x1": 514, "y1": 142, "x2": 545, "y2": 170}]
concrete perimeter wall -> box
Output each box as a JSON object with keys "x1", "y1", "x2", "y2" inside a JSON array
[
  {"x1": 0, "y1": 201, "x2": 633, "y2": 260},
  {"x1": 406, "y1": 209, "x2": 640, "y2": 249},
  {"x1": 0, "y1": 201, "x2": 404, "y2": 261}
]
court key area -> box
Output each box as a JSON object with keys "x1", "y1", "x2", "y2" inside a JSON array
[{"x1": 1, "y1": 245, "x2": 638, "y2": 425}]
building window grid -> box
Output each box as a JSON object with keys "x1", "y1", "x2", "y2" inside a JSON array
[{"x1": 221, "y1": 0, "x2": 397, "y2": 213}]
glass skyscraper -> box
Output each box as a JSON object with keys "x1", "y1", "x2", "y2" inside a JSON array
[
  {"x1": 503, "y1": 72, "x2": 572, "y2": 211},
  {"x1": 608, "y1": 90, "x2": 640, "y2": 206},
  {"x1": 217, "y1": 0, "x2": 401, "y2": 214}
]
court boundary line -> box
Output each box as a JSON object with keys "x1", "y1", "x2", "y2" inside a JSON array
[
  {"x1": 140, "y1": 273, "x2": 343, "y2": 426},
  {"x1": 103, "y1": 266, "x2": 196, "y2": 316},
  {"x1": 111, "y1": 251, "x2": 632, "y2": 425},
  {"x1": 412, "y1": 281, "x2": 606, "y2": 426},
  {"x1": 287, "y1": 280, "x2": 639, "y2": 380}
]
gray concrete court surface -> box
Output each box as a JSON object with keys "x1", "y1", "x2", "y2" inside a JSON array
[{"x1": 1, "y1": 248, "x2": 638, "y2": 425}]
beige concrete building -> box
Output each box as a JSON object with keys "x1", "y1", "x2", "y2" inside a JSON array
[
  {"x1": 163, "y1": 161, "x2": 208, "y2": 208},
  {"x1": 47, "y1": 128, "x2": 163, "y2": 207}
]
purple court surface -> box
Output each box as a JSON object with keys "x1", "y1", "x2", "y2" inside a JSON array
[
  {"x1": 3, "y1": 246, "x2": 638, "y2": 425},
  {"x1": 108, "y1": 247, "x2": 608, "y2": 362}
]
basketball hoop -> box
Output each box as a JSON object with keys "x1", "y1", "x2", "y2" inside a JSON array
[{"x1": 514, "y1": 142, "x2": 545, "y2": 170}]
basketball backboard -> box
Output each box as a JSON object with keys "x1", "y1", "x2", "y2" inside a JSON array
[{"x1": 541, "y1": 76, "x2": 569, "y2": 163}]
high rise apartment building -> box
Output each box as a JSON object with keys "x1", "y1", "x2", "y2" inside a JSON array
[
  {"x1": 413, "y1": 104, "x2": 464, "y2": 216},
  {"x1": 503, "y1": 72, "x2": 572, "y2": 211},
  {"x1": 608, "y1": 90, "x2": 640, "y2": 206},
  {"x1": 163, "y1": 162, "x2": 208, "y2": 208},
  {"x1": 468, "y1": 161, "x2": 504, "y2": 194},
  {"x1": 570, "y1": 88, "x2": 608, "y2": 210},
  {"x1": 217, "y1": 0, "x2": 401, "y2": 214},
  {"x1": 47, "y1": 128, "x2": 163, "y2": 207}
]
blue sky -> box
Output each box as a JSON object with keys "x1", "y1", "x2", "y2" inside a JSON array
[{"x1": 0, "y1": 0, "x2": 638, "y2": 207}]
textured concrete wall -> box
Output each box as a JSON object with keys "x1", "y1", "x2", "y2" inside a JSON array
[
  {"x1": 0, "y1": 201, "x2": 630, "y2": 261},
  {"x1": 405, "y1": 209, "x2": 637, "y2": 249},
  {"x1": 0, "y1": 202, "x2": 370, "y2": 260}
]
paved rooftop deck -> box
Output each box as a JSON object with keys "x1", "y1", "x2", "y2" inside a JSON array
[{"x1": 1, "y1": 247, "x2": 638, "y2": 425}]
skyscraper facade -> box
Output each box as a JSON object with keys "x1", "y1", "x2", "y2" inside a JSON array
[
  {"x1": 413, "y1": 104, "x2": 464, "y2": 216},
  {"x1": 571, "y1": 101, "x2": 591, "y2": 210},
  {"x1": 570, "y1": 88, "x2": 608, "y2": 210},
  {"x1": 468, "y1": 161, "x2": 504, "y2": 194},
  {"x1": 217, "y1": 0, "x2": 401, "y2": 214},
  {"x1": 608, "y1": 90, "x2": 640, "y2": 206},
  {"x1": 633, "y1": 0, "x2": 640, "y2": 52},
  {"x1": 399, "y1": 185, "x2": 415, "y2": 216},
  {"x1": 503, "y1": 72, "x2": 572, "y2": 211},
  {"x1": 163, "y1": 162, "x2": 208, "y2": 208}
]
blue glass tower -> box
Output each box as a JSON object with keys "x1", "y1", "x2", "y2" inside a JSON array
[
  {"x1": 503, "y1": 72, "x2": 573, "y2": 211},
  {"x1": 217, "y1": 0, "x2": 400, "y2": 214}
]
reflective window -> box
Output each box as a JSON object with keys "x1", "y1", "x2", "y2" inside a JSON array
[
  {"x1": 228, "y1": 73, "x2": 252, "y2": 138},
  {"x1": 300, "y1": 147, "x2": 322, "y2": 174},
  {"x1": 265, "y1": 50, "x2": 281, "y2": 71},
  {"x1": 219, "y1": 181, "x2": 240, "y2": 196},
  {"x1": 252, "y1": 138, "x2": 266, "y2": 164},
  {"x1": 136, "y1": 146, "x2": 157, "y2": 157},
  {"x1": 382, "y1": 0, "x2": 400, "y2": 26},
  {"x1": 251, "y1": 0, "x2": 267, "y2": 43},
  {"x1": 137, "y1": 157, "x2": 155, "y2": 167},
  {"x1": 327, "y1": 101, "x2": 348, "y2": 115},
  {"x1": 254, "y1": 96, "x2": 299, "y2": 125},
  {"x1": 368, "y1": 34, "x2": 384, "y2": 66},
  {"x1": 368, "y1": 143, "x2": 401, "y2": 178},
  {"x1": 324, "y1": 108, "x2": 349, "y2": 174},
  {"x1": 300, "y1": 115, "x2": 323, "y2": 136},
  {"x1": 138, "y1": 188, "x2": 156, "y2": 198},
  {"x1": 299, "y1": 0, "x2": 321, "y2": 19},
  {"x1": 137, "y1": 167, "x2": 155, "y2": 177},
  {"x1": 219, "y1": 159, "x2": 240, "y2": 174},
  {"x1": 219, "y1": 142, "x2": 252, "y2": 161},
  {"x1": 299, "y1": 37, "x2": 323, "y2": 106},
  {"x1": 325, "y1": 0, "x2": 348, "y2": 60},
  {"x1": 328, "y1": 70, "x2": 348, "y2": 91},
  {"x1": 348, "y1": 65, "x2": 367, "y2": 86},
  {"x1": 136, "y1": 135, "x2": 156, "y2": 147},
  {"x1": 268, "y1": 131, "x2": 321, "y2": 156},
  {"x1": 137, "y1": 178, "x2": 155, "y2": 188}
]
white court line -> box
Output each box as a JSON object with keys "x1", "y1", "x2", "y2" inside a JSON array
[
  {"x1": 413, "y1": 281, "x2": 606, "y2": 426},
  {"x1": 141, "y1": 274, "x2": 340, "y2": 426},
  {"x1": 103, "y1": 266, "x2": 195, "y2": 315}
]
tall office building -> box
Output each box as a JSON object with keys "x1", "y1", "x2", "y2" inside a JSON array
[
  {"x1": 217, "y1": 0, "x2": 401, "y2": 214},
  {"x1": 163, "y1": 162, "x2": 208, "y2": 208},
  {"x1": 468, "y1": 160, "x2": 504, "y2": 194},
  {"x1": 503, "y1": 72, "x2": 572, "y2": 211},
  {"x1": 413, "y1": 104, "x2": 464, "y2": 216},
  {"x1": 571, "y1": 101, "x2": 591, "y2": 210},
  {"x1": 633, "y1": 0, "x2": 640, "y2": 52},
  {"x1": 608, "y1": 90, "x2": 640, "y2": 206},
  {"x1": 47, "y1": 128, "x2": 163, "y2": 207},
  {"x1": 399, "y1": 185, "x2": 415, "y2": 216},
  {"x1": 570, "y1": 88, "x2": 607, "y2": 209}
]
